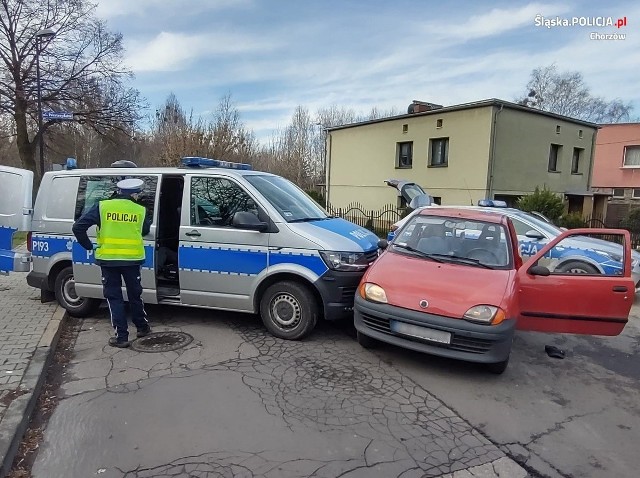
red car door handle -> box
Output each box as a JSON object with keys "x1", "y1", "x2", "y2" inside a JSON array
[{"x1": 612, "y1": 286, "x2": 628, "y2": 292}]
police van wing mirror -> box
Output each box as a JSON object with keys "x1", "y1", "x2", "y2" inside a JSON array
[
  {"x1": 232, "y1": 211, "x2": 268, "y2": 232},
  {"x1": 525, "y1": 230, "x2": 545, "y2": 240}
]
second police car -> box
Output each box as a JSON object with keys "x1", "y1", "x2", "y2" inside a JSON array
[{"x1": 386, "y1": 181, "x2": 640, "y2": 288}]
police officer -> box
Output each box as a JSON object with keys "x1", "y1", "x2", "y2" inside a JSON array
[{"x1": 72, "y1": 178, "x2": 152, "y2": 348}]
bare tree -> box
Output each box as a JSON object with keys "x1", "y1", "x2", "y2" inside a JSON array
[
  {"x1": 211, "y1": 93, "x2": 258, "y2": 163},
  {"x1": 0, "y1": 0, "x2": 144, "y2": 183},
  {"x1": 146, "y1": 93, "x2": 259, "y2": 167},
  {"x1": 517, "y1": 64, "x2": 633, "y2": 123}
]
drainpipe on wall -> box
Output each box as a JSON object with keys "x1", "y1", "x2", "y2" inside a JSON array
[
  {"x1": 487, "y1": 104, "x2": 504, "y2": 199},
  {"x1": 586, "y1": 127, "x2": 598, "y2": 190},
  {"x1": 585, "y1": 127, "x2": 599, "y2": 218},
  {"x1": 325, "y1": 132, "x2": 332, "y2": 207}
]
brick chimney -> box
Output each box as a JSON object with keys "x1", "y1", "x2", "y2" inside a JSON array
[{"x1": 408, "y1": 100, "x2": 443, "y2": 114}]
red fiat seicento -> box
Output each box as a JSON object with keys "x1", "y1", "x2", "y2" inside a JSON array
[{"x1": 354, "y1": 208, "x2": 634, "y2": 374}]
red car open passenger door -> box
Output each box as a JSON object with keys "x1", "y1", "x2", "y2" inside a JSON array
[{"x1": 516, "y1": 228, "x2": 633, "y2": 336}]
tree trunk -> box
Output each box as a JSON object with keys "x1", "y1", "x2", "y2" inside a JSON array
[{"x1": 14, "y1": 101, "x2": 38, "y2": 185}]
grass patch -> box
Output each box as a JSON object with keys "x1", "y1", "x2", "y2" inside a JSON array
[{"x1": 12, "y1": 231, "x2": 27, "y2": 248}]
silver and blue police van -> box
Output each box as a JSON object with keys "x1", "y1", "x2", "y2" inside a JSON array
[{"x1": 0, "y1": 158, "x2": 380, "y2": 340}]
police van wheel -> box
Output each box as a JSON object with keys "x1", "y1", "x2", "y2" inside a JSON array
[
  {"x1": 54, "y1": 266, "x2": 100, "y2": 318},
  {"x1": 555, "y1": 260, "x2": 599, "y2": 275},
  {"x1": 260, "y1": 281, "x2": 318, "y2": 340}
]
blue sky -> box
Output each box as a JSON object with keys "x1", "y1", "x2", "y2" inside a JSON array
[{"x1": 94, "y1": 0, "x2": 639, "y2": 141}]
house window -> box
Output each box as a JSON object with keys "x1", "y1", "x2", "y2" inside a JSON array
[
  {"x1": 578, "y1": 129, "x2": 583, "y2": 139},
  {"x1": 633, "y1": 189, "x2": 640, "y2": 199},
  {"x1": 556, "y1": 125, "x2": 561, "y2": 134},
  {"x1": 623, "y1": 146, "x2": 640, "y2": 167},
  {"x1": 548, "y1": 144, "x2": 562, "y2": 172},
  {"x1": 432, "y1": 196, "x2": 442, "y2": 205},
  {"x1": 429, "y1": 137, "x2": 449, "y2": 167},
  {"x1": 612, "y1": 188, "x2": 625, "y2": 198},
  {"x1": 402, "y1": 124, "x2": 408, "y2": 133},
  {"x1": 436, "y1": 119, "x2": 443, "y2": 128},
  {"x1": 571, "y1": 148, "x2": 583, "y2": 174},
  {"x1": 396, "y1": 141, "x2": 413, "y2": 168}
]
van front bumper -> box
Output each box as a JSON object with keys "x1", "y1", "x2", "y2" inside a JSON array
[
  {"x1": 315, "y1": 270, "x2": 365, "y2": 321},
  {"x1": 354, "y1": 295, "x2": 515, "y2": 364}
]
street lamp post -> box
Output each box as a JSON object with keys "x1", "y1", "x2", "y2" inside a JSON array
[{"x1": 35, "y1": 28, "x2": 55, "y2": 179}]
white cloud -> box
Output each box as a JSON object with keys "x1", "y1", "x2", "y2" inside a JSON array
[
  {"x1": 95, "y1": 0, "x2": 250, "y2": 19},
  {"x1": 428, "y1": 2, "x2": 571, "y2": 41},
  {"x1": 124, "y1": 31, "x2": 280, "y2": 72}
]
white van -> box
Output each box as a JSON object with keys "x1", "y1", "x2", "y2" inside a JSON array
[{"x1": 0, "y1": 158, "x2": 381, "y2": 339}]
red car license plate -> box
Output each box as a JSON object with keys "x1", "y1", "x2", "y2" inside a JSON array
[{"x1": 390, "y1": 321, "x2": 452, "y2": 344}]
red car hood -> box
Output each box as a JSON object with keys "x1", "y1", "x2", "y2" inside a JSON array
[{"x1": 365, "y1": 251, "x2": 513, "y2": 318}]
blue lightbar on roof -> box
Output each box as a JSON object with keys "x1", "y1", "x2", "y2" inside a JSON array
[
  {"x1": 478, "y1": 199, "x2": 507, "y2": 208},
  {"x1": 181, "y1": 157, "x2": 252, "y2": 170}
]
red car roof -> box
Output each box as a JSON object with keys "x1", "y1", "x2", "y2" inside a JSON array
[{"x1": 415, "y1": 207, "x2": 508, "y2": 224}]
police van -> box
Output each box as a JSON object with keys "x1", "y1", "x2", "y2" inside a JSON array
[{"x1": 0, "y1": 158, "x2": 380, "y2": 340}]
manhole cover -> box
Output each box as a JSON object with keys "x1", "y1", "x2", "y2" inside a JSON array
[{"x1": 131, "y1": 331, "x2": 194, "y2": 353}]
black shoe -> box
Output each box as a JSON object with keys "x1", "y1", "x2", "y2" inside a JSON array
[
  {"x1": 109, "y1": 337, "x2": 130, "y2": 348},
  {"x1": 136, "y1": 326, "x2": 151, "y2": 338}
]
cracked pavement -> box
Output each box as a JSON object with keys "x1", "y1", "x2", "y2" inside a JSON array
[
  {"x1": 375, "y1": 301, "x2": 640, "y2": 478},
  {"x1": 30, "y1": 305, "x2": 526, "y2": 478}
]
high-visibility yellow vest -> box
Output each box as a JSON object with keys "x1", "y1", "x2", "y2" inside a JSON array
[{"x1": 95, "y1": 199, "x2": 145, "y2": 261}]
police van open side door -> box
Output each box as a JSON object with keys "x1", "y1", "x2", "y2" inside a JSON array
[{"x1": 0, "y1": 166, "x2": 33, "y2": 274}]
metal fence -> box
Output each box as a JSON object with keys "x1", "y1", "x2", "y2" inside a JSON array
[{"x1": 326, "y1": 202, "x2": 405, "y2": 238}]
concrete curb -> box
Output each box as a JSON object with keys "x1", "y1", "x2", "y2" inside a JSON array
[{"x1": 0, "y1": 306, "x2": 66, "y2": 478}]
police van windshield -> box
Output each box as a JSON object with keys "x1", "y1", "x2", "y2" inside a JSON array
[{"x1": 245, "y1": 175, "x2": 328, "y2": 222}]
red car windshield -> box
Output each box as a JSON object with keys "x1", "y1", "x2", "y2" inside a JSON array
[{"x1": 393, "y1": 215, "x2": 512, "y2": 269}]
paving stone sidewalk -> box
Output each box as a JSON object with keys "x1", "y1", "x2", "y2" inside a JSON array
[{"x1": 0, "y1": 272, "x2": 62, "y2": 477}]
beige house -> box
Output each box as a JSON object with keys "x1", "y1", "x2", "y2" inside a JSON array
[{"x1": 325, "y1": 99, "x2": 603, "y2": 218}]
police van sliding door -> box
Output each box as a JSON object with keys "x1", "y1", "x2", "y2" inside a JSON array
[
  {"x1": 179, "y1": 175, "x2": 269, "y2": 312},
  {"x1": 72, "y1": 174, "x2": 160, "y2": 304}
]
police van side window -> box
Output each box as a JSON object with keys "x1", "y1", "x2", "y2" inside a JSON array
[
  {"x1": 75, "y1": 176, "x2": 158, "y2": 220},
  {"x1": 190, "y1": 177, "x2": 259, "y2": 227},
  {"x1": 510, "y1": 217, "x2": 536, "y2": 236}
]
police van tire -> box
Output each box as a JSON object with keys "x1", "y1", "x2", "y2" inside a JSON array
[
  {"x1": 260, "y1": 281, "x2": 318, "y2": 340},
  {"x1": 54, "y1": 266, "x2": 100, "y2": 317},
  {"x1": 555, "y1": 260, "x2": 599, "y2": 275}
]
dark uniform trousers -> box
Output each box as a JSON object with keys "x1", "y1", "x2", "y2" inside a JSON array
[{"x1": 101, "y1": 265, "x2": 148, "y2": 341}]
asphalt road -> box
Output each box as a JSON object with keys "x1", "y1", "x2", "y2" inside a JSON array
[
  {"x1": 361, "y1": 299, "x2": 640, "y2": 478},
  {"x1": 27, "y1": 298, "x2": 640, "y2": 478}
]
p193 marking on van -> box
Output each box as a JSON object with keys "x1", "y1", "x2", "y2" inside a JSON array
[{"x1": 31, "y1": 234, "x2": 73, "y2": 258}]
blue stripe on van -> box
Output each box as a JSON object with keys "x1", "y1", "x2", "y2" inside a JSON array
[
  {"x1": 73, "y1": 242, "x2": 154, "y2": 269},
  {"x1": 269, "y1": 251, "x2": 328, "y2": 276},
  {"x1": 307, "y1": 218, "x2": 379, "y2": 252},
  {"x1": 179, "y1": 245, "x2": 268, "y2": 275},
  {"x1": 0, "y1": 226, "x2": 17, "y2": 273}
]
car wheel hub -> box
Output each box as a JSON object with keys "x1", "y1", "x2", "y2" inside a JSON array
[
  {"x1": 63, "y1": 277, "x2": 82, "y2": 306},
  {"x1": 271, "y1": 293, "x2": 301, "y2": 329}
]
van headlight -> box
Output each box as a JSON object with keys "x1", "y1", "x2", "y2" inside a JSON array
[
  {"x1": 319, "y1": 251, "x2": 368, "y2": 271},
  {"x1": 463, "y1": 305, "x2": 505, "y2": 325},
  {"x1": 360, "y1": 283, "x2": 388, "y2": 303}
]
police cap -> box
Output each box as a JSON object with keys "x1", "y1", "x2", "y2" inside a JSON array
[{"x1": 117, "y1": 178, "x2": 144, "y2": 194}]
